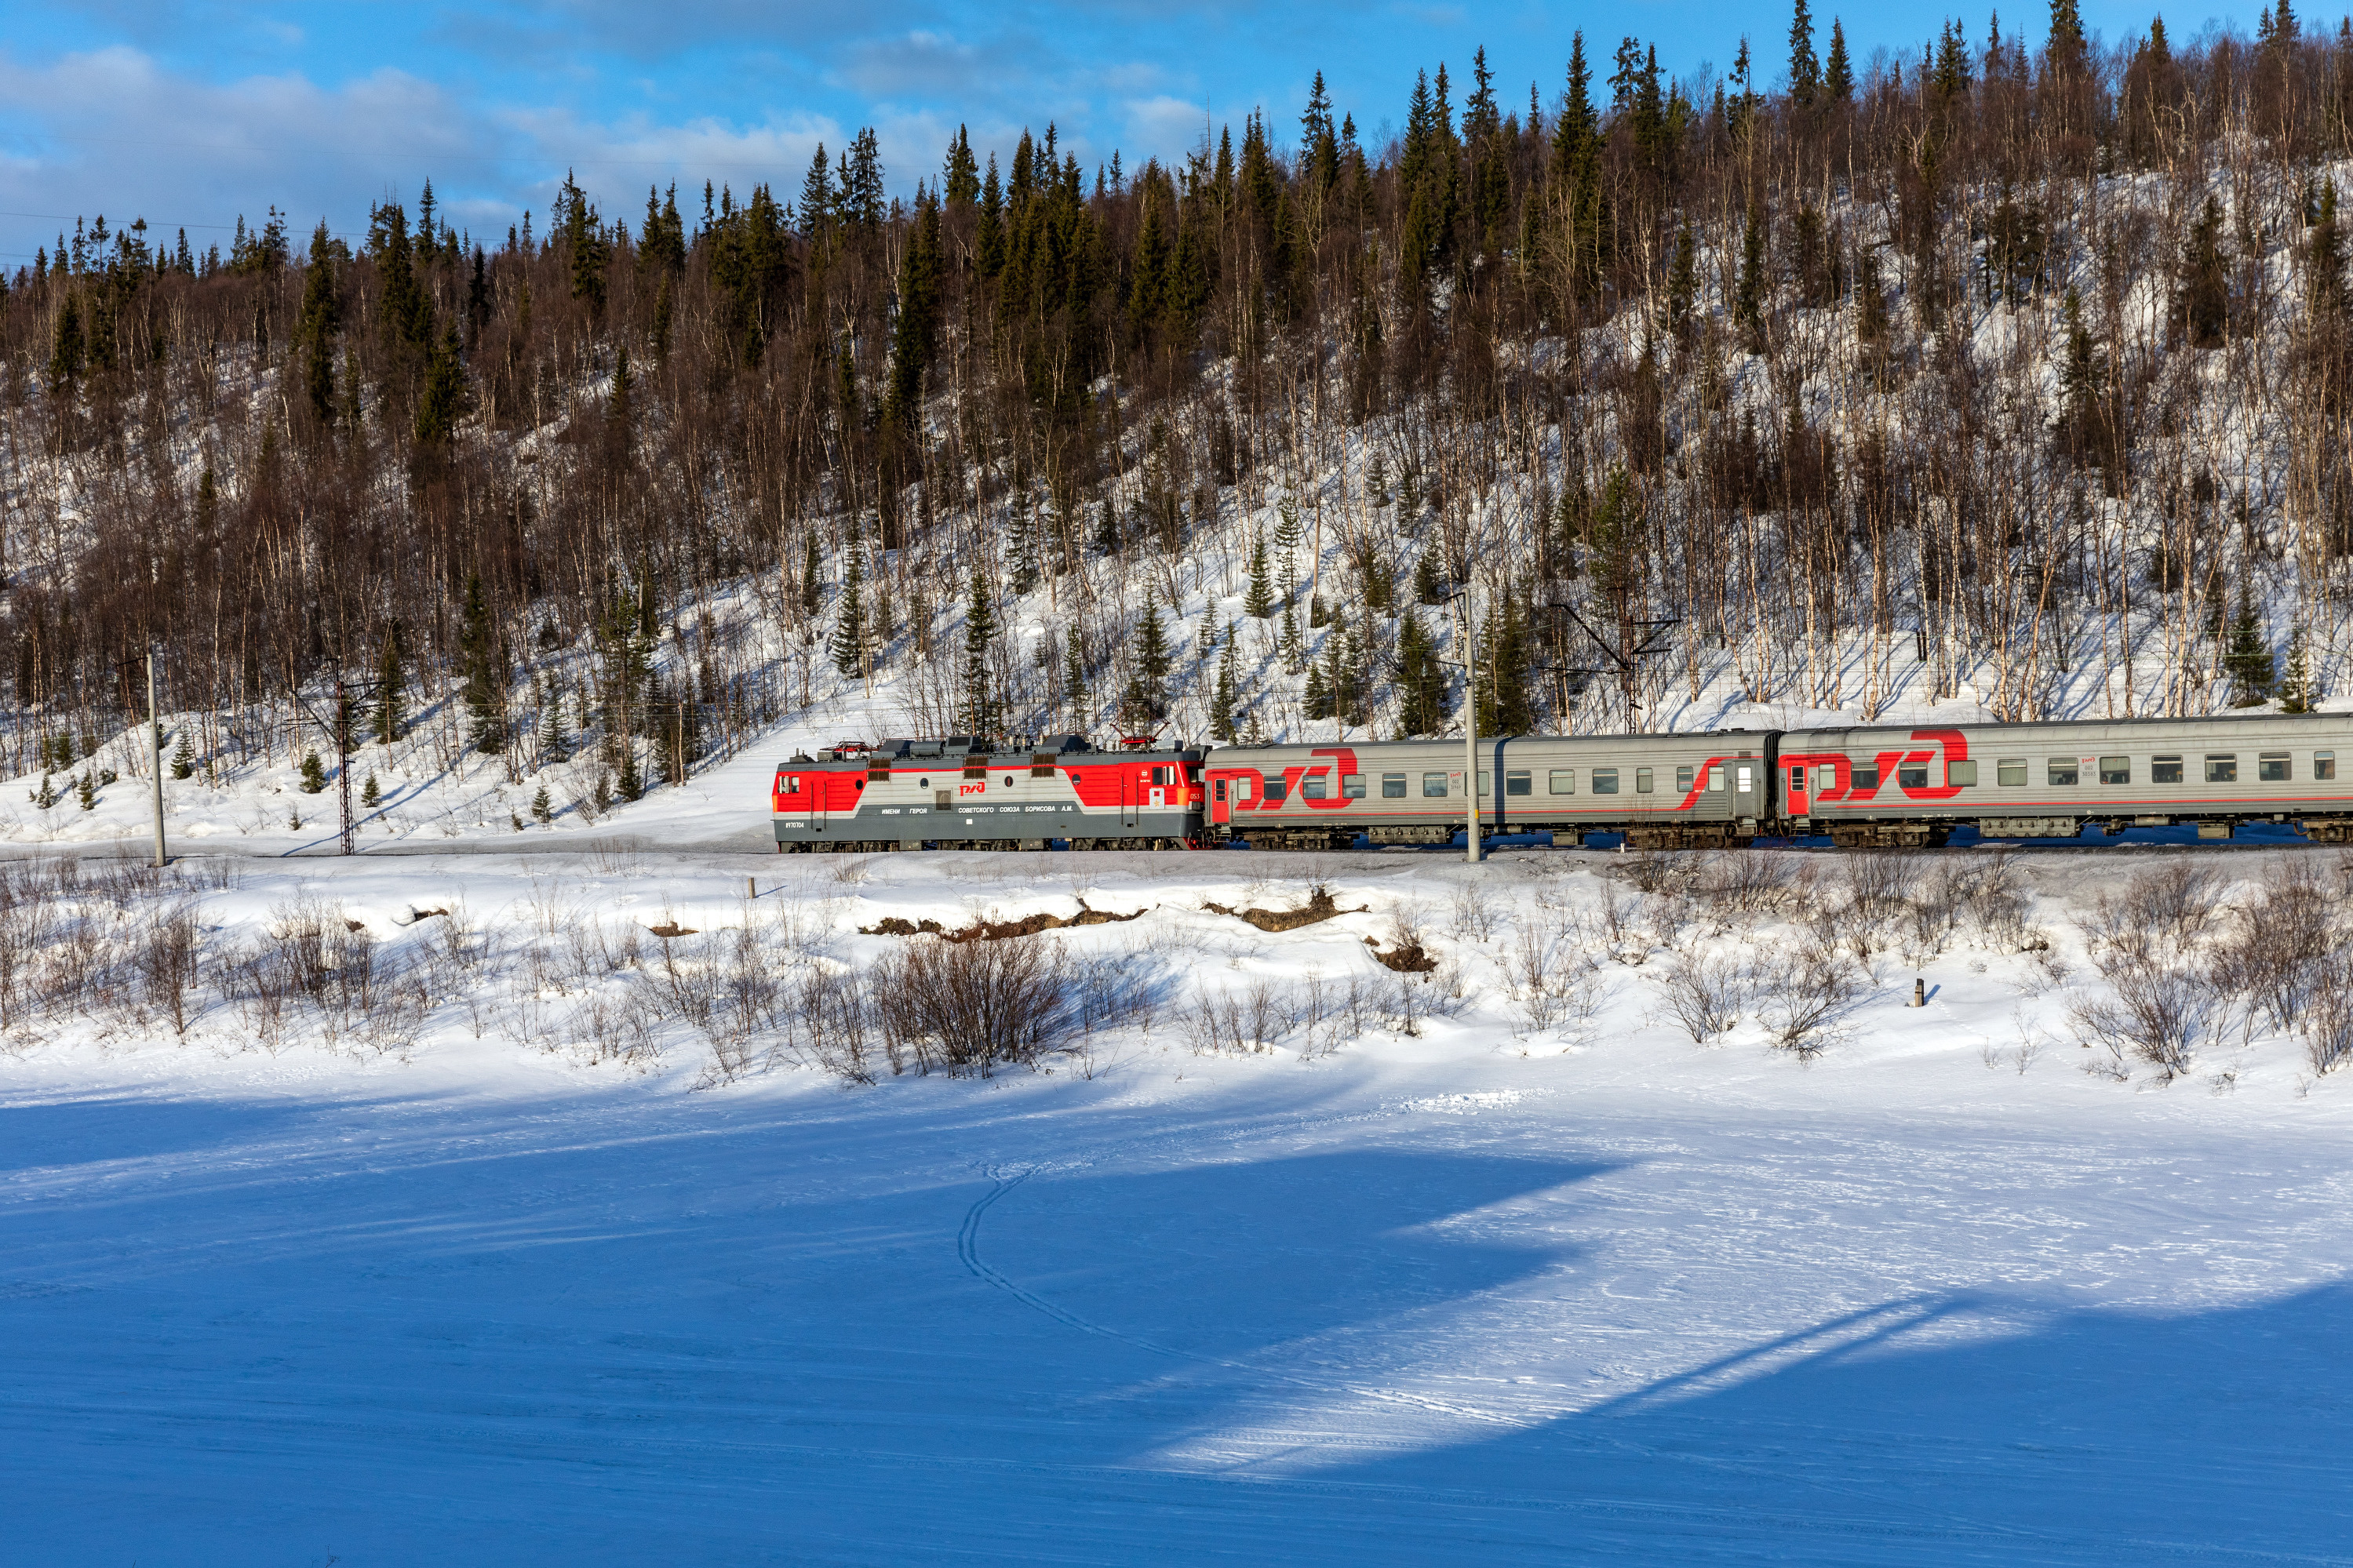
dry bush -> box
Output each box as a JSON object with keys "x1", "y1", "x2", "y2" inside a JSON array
[
  {"x1": 575, "y1": 987, "x2": 663, "y2": 1068},
  {"x1": 1657, "y1": 951, "x2": 1749, "y2": 1045},
  {"x1": 1755, "y1": 949, "x2": 1865, "y2": 1057},
  {"x1": 1181, "y1": 979, "x2": 1302, "y2": 1055},
  {"x1": 1448, "y1": 881, "x2": 1499, "y2": 942},
  {"x1": 2082, "y1": 864, "x2": 2223, "y2": 967},
  {"x1": 2067, "y1": 965, "x2": 2219, "y2": 1081},
  {"x1": 1697, "y1": 853, "x2": 1796, "y2": 922},
  {"x1": 1506, "y1": 912, "x2": 1610, "y2": 1038},
  {"x1": 1622, "y1": 849, "x2": 1701, "y2": 895},
  {"x1": 138, "y1": 898, "x2": 201, "y2": 1037},
  {"x1": 873, "y1": 934, "x2": 1076, "y2": 1076},
  {"x1": 2204, "y1": 860, "x2": 2335, "y2": 1041},
  {"x1": 2301, "y1": 954, "x2": 2353, "y2": 1076},
  {"x1": 1841, "y1": 849, "x2": 1919, "y2": 933}
]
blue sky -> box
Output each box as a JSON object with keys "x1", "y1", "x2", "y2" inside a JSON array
[{"x1": 0, "y1": 1, "x2": 2276, "y2": 264}]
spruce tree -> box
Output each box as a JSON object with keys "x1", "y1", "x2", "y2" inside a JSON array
[
  {"x1": 2181, "y1": 195, "x2": 2230, "y2": 347},
  {"x1": 1395, "y1": 612, "x2": 1453, "y2": 736},
  {"x1": 373, "y1": 623, "x2": 405, "y2": 744},
  {"x1": 802, "y1": 532, "x2": 823, "y2": 622},
  {"x1": 361, "y1": 773, "x2": 381, "y2": 808},
  {"x1": 169, "y1": 730, "x2": 195, "y2": 780},
  {"x1": 830, "y1": 545, "x2": 867, "y2": 677},
  {"x1": 2225, "y1": 584, "x2": 2277, "y2": 704},
  {"x1": 537, "y1": 671, "x2": 568, "y2": 763},
  {"x1": 1736, "y1": 200, "x2": 1768, "y2": 351},
  {"x1": 961, "y1": 567, "x2": 997, "y2": 736},
  {"x1": 1476, "y1": 594, "x2": 1536, "y2": 737},
  {"x1": 1789, "y1": 0, "x2": 1821, "y2": 108},
  {"x1": 532, "y1": 784, "x2": 554, "y2": 823},
  {"x1": 1212, "y1": 624, "x2": 1241, "y2": 742},
  {"x1": 2280, "y1": 628, "x2": 2319, "y2": 713},
  {"x1": 1824, "y1": 18, "x2": 1855, "y2": 103},
  {"x1": 616, "y1": 742, "x2": 644, "y2": 802},
  {"x1": 1414, "y1": 549, "x2": 1445, "y2": 605},
  {"x1": 1244, "y1": 532, "x2": 1276, "y2": 618},
  {"x1": 300, "y1": 751, "x2": 326, "y2": 793},
  {"x1": 414, "y1": 324, "x2": 467, "y2": 444},
  {"x1": 457, "y1": 572, "x2": 506, "y2": 751},
  {"x1": 1062, "y1": 634, "x2": 1088, "y2": 726},
  {"x1": 296, "y1": 222, "x2": 340, "y2": 423}
]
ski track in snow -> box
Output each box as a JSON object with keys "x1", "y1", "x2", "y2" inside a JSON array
[{"x1": 4, "y1": 846, "x2": 2353, "y2": 1563}]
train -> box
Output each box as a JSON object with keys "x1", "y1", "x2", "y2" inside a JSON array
[{"x1": 770, "y1": 714, "x2": 2353, "y2": 852}]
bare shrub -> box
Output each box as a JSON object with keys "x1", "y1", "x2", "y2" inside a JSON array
[
  {"x1": 138, "y1": 898, "x2": 201, "y2": 1037},
  {"x1": 1656, "y1": 951, "x2": 1748, "y2": 1045},
  {"x1": 1507, "y1": 914, "x2": 1609, "y2": 1038},
  {"x1": 2301, "y1": 954, "x2": 2353, "y2": 1076},
  {"x1": 576, "y1": 986, "x2": 662, "y2": 1068},
  {"x1": 1841, "y1": 850, "x2": 1918, "y2": 933},
  {"x1": 1697, "y1": 853, "x2": 1794, "y2": 923},
  {"x1": 2205, "y1": 860, "x2": 2334, "y2": 1039},
  {"x1": 2067, "y1": 966, "x2": 2219, "y2": 1082},
  {"x1": 2082, "y1": 863, "x2": 2223, "y2": 966},
  {"x1": 874, "y1": 935, "x2": 1076, "y2": 1075},
  {"x1": 1755, "y1": 949, "x2": 1864, "y2": 1057},
  {"x1": 1181, "y1": 980, "x2": 1301, "y2": 1055},
  {"x1": 1448, "y1": 881, "x2": 1499, "y2": 942}
]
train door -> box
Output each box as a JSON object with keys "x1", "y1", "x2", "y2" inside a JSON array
[
  {"x1": 1787, "y1": 762, "x2": 1810, "y2": 816},
  {"x1": 1122, "y1": 770, "x2": 1139, "y2": 829},
  {"x1": 811, "y1": 773, "x2": 829, "y2": 830},
  {"x1": 1210, "y1": 773, "x2": 1232, "y2": 825},
  {"x1": 1732, "y1": 756, "x2": 1763, "y2": 820},
  {"x1": 1148, "y1": 765, "x2": 1168, "y2": 810}
]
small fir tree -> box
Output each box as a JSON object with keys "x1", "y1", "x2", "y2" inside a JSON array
[
  {"x1": 360, "y1": 773, "x2": 381, "y2": 808},
  {"x1": 830, "y1": 545, "x2": 869, "y2": 678},
  {"x1": 1244, "y1": 532, "x2": 1277, "y2": 618},
  {"x1": 532, "y1": 784, "x2": 554, "y2": 822},
  {"x1": 2279, "y1": 628, "x2": 2320, "y2": 714},
  {"x1": 2224, "y1": 584, "x2": 2277, "y2": 705},
  {"x1": 457, "y1": 573, "x2": 507, "y2": 751},
  {"x1": 299, "y1": 751, "x2": 326, "y2": 793},
  {"x1": 169, "y1": 730, "x2": 195, "y2": 780}
]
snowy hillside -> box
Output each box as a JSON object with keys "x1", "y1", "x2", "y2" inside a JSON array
[{"x1": 5, "y1": 840, "x2": 2353, "y2": 1562}]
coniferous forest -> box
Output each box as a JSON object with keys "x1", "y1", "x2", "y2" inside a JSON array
[{"x1": 5, "y1": 1, "x2": 2353, "y2": 805}]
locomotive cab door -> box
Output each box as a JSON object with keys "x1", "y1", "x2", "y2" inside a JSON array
[{"x1": 1122, "y1": 772, "x2": 1139, "y2": 829}]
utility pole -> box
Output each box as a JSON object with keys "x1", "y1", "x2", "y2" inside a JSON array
[
  {"x1": 334, "y1": 675, "x2": 355, "y2": 857},
  {"x1": 147, "y1": 648, "x2": 166, "y2": 869},
  {"x1": 1462, "y1": 584, "x2": 1480, "y2": 865}
]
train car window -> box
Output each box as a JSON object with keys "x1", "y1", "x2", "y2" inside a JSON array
[
  {"x1": 2046, "y1": 759, "x2": 2078, "y2": 787},
  {"x1": 853, "y1": 779, "x2": 865, "y2": 791},
  {"x1": 1708, "y1": 766, "x2": 1725, "y2": 791},
  {"x1": 1423, "y1": 773, "x2": 1448, "y2": 797},
  {"x1": 1852, "y1": 766, "x2": 1881, "y2": 791},
  {"x1": 2205, "y1": 755, "x2": 2238, "y2": 783},
  {"x1": 1550, "y1": 769, "x2": 1576, "y2": 795},
  {"x1": 1677, "y1": 766, "x2": 1695, "y2": 792},
  {"x1": 2096, "y1": 756, "x2": 2129, "y2": 784},
  {"x1": 1506, "y1": 770, "x2": 1532, "y2": 795},
  {"x1": 1213, "y1": 780, "x2": 1226, "y2": 802},
  {"x1": 1899, "y1": 762, "x2": 1929, "y2": 789},
  {"x1": 1998, "y1": 759, "x2": 2027, "y2": 785},
  {"x1": 1263, "y1": 774, "x2": 1288, "y2": 802},
  {"x1": 1477, "y1": 772, "x2": 1491, "y2": 795},
  {"x1": 2318, "y1": 751, "x2": 2337, "y2": 780},
  {"x1": 1382, "y1": 773, "x2": 1408, "y2": 797},
  {"x1": 2260, "y1": 752, "x2": 2292, "y2": 781},
  {"x1": 784, "y1": 776, "x2": 802, "y2": 794},
  {"x1": 2151, "y1": 755, "x2": 2182, "y2": 783},
  {"x1": 1947, "y1": 760, "x2": 1978, "y2": 787},
  {"x1": 1593, "y1": 768, "x2": 1620, "y2": 794},
  {"x1": 1302, "y1": 776, "x2": 1328, "y2": 800},
  {"x1": 1342, "y1": 773, "x2": 1368, "y2": 799},
  {"x1": 1634, "y1": 768, "x2": 1654, "y2": 793},
  {"x1": 1003, "y1": 775, "x2": 1016, "y2": 787}
]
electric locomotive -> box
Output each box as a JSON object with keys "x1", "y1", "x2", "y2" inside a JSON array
[{"x1": 772, "y1": 734, "x2": 1204, "y2": 851}]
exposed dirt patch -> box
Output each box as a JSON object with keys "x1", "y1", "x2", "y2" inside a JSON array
[
  {"x1": 647, "y1": 922, "x2": 699, "y2": 938},
  {"x1": 1364, "y1": 936, "x2": 1441, "y2": 973},
  {"x1": 860, "y1": 901, "x2": 1146, "y2": 942},
  {"x1": 1203, "y1": 885, "x2": 1366, "y2": 933}
]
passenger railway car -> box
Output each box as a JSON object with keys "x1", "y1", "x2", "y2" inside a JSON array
[
  {"x1": 771, "y1": 735, "x2": 1204, "y2": 851},
  {"x1": 771, "y1": 715, "x2": 2353, "y2": 853},
  {"x1": 1204, "y1": 735, "x2": 1774, "y2": 850},
  {"x1": 1779, "y1": 715, "x2": 2353, "y2": 846}
]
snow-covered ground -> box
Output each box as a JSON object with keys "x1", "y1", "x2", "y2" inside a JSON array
[{"x1": 5, "y1": 842, "x2": 2351, "y2": 1564}]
